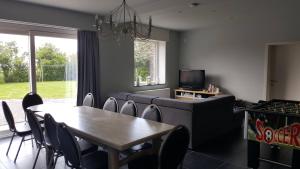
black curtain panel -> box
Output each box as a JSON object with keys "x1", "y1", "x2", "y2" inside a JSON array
[{"x1": 77, "y1": 31, "x2": 101, "y2": 108}]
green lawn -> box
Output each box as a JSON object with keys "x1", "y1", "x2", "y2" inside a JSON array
[{"x1": 0, "y1": 81, "x2": 77, "y2": 99}]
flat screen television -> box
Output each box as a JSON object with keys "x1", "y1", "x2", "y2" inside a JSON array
[{"x1": 179, "y1": 70, "x2": 205, "y2": 90}]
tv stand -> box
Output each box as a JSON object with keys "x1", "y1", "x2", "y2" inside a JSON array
[{"x1": 174, "y1": 88, "x2": 220, "y2": 100}]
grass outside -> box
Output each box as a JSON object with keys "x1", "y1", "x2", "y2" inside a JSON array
[
  {"x1": 0, "y1": 73, "x2": 4, "y2": 83},
  {"x1": 0, "y1": 81, "x2": 77, "y2": 99}
]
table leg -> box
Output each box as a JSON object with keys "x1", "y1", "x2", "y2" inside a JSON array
[
  {"x1": 45, "y1": 145, "x2": 55, "y2": 169},
  {"x1": 292, "y1": 149, "x2": 300, "y2": 169},
  {"x1": 107, "y1": 147, "x2": 120, "y2": 169},
  {"x1": 247, "y1": 140, "x2": 260, "y2": 169},
  {"x1": 152, "y1": 138, "x2": 162, "y2": 154},
  {"x1": 244, "y1": 110, "x2": 248, "y2": 139}
]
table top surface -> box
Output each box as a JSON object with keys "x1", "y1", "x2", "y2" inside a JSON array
[{"x1": 28, "y1": 104, "x2": 175, "y2": 151}]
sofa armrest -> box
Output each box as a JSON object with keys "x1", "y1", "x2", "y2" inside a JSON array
[{"x1": 192, "y1": 95, "x2": 236, "y2": 145}]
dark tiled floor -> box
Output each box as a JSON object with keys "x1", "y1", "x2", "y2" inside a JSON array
[
  {"x1": 193, "y1": 127, "x2": 292, "y2": 169},
  {"x1": 0, "y1": 127, "x2": 293, "y2": 169}
]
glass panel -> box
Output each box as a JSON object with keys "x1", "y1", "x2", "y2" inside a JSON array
[
  {"x1": 0, "y1": 33, "x2": 30, "y2": 130},
  {"x1": 134, "y1": 39, "x2": 166, "y2": 86},
  {"x1": 35, "y1": 36, "x2": 77, "y2": 105}
]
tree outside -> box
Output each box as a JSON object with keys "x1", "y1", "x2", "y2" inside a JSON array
[
  {"x1": 36, "y1": 43, "x2": 67, "y2": 81},
  {"x1": 134, "y1": 40, "x2": 156, "y2": 83},
  {"x1": 0, "y1": 41, "x2": 28, "y2": 83},
  {"x1": 0, "y1": 40, "x2": 75, "y2": 99},
  {"x1": 0, "y1": 42, "x2": 70, "y2": 84}
]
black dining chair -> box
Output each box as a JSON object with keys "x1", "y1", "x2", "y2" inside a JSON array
[
  {"x1": 141, "y1": 104, "x2": 163, "y2": 122},
  {"x1": 44, "y1": 113, "x2": 63, "y2": 168},
  {"x1": 25, "y1": 109, "x2": 45, "y2": 169},
  {"x1": 124, "y1": 104, "x2": 163, "y2": 154},
  {"x1": 82, "y1": 93, "x2": 94, "y2": 107},
  {"x1": 57, "y1": 122, "x2": 108, "y2": 169},
  {"x1": 103, "y1": 97, "x2": 118, "y2": 112},
  {"x1": 128, "y1": 125, "x2": 190, "y2": 169},
  {"x1": 22, "y1": 92, "x2": 43, "y2": 121},
  {"x1": 119, "y1": 100, "x2": 137, "y2": 117},
  {"x1": 2, "y1": 101, "x2": 33, "y2": 162},
  {"x1": 44, "y1": 113, "x2": 99, "y2": 168}
]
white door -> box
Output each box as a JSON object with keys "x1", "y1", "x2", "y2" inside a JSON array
[{"x1": 269, "y1": 44, "x2": 300, "y2": 100}]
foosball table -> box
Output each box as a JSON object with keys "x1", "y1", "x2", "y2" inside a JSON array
[{"x1": 245, "y1": 99, "x2": 300, "y2": 169}]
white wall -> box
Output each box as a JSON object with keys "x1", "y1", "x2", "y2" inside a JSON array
[
  {"x1": 0, "y1": 0, "x2": 94, "y2": 30},
  {"x1": 179, "y1": 3, "x2": 300, "y2": 102},
  {"x1": 269, "y1": 44, "x2": 300, "y2": 100}
]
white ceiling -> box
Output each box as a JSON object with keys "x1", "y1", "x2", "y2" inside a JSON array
[{"x1": 16, "y1": 0, "x2": 300, "y2": 31}]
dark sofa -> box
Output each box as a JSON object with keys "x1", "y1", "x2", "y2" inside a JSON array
[{"x1": 109, "y1": 92, "x2": 242, "y2": 149}]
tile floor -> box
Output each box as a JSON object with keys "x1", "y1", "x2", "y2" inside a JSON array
[{"x1": 0, "y1": 127, "x2": 293, "y2": 169}]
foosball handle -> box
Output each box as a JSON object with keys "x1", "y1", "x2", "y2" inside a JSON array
[{"x1": 292, "y1": 149, "x2": 300, "y2": 169}]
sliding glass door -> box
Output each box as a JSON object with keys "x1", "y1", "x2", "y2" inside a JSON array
[
  {"x1": 0, "y1": 29, "x2": 77, "y2": 136},
  {"x1": 35, "y1": 35, "x2": 77, "y2": 105},
  {"x1": 0, "y1": 33, "x2": 30, "y2": 131}
]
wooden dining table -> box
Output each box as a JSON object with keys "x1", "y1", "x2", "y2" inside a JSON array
[{"x1": 28, "y1": 103, "x2": 175, "y2": 169}]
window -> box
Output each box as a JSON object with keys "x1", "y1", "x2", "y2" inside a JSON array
[
  {"x1": 34, "y1": 35, "x2": 77, "y2": 105},
  {"x1": 0, "y1": 22, "x2": 77, "y2": 135},
  {"x1": 134, "y1": 39, "x2": 166, "y2": 86},
  {"x1": 0, "y1": 33, "x2": 30, "y2": 129}
]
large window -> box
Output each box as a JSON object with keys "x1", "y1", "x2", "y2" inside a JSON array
[
  {"x1": 0, "y1": 33, "x2": 30, "y2": 129},
  {"x1": 0, "y1": 23, "x2": 77, "y2": 134},
  {"x1": 35, "y1": 36, "x2": 77, "y2": 104},
  {"x1": 134, "y1": 39, "x2": 166, "y2": 86}
]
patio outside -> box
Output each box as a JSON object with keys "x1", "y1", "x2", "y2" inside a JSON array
[{"x1": 0, "y1": 81, "x2": 77, "y2": 127}]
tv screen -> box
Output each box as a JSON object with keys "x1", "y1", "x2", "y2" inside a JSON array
[{"x1": 179, "y1": 70, "x2": 205, "y2": 90}]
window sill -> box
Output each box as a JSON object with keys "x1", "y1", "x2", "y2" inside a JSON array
[{"x1": 133, "y1": 84, "x2": 166, "y2": 87}]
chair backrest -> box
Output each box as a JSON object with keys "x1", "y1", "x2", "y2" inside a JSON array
[
  {"x1": 82, "y1": 93, "x2": 94, "y2": 107},
  {"x1": 22, "y1": 92, "x2": 43, "y2": 111},
  {"x1": 103, "y1": 97, "x2": 118, "y2": 112},
  {"x1": 158, "y1": 125, "x2": 190, "y2": 169},
  {"x1": 57, "y1": 123, "x2": 81, "y2": 168},
  {"x1": 26, "y1": 110, "x2": 44, "y2": 145},
  {"x1": 2, "y1": 101, "x2": 16, "y2": 132},
  {"x1": 120, "y1": 100, "x2": 137, "y2": 117},
  {"x1": 44, "y1": 113, "x2": 60, "y2": 150},
  {"x1": 141, "y1": 104, "x2": 162, "y2": 122}
]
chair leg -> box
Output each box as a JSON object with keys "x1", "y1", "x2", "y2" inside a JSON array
[
  {"x1": 6, "y1": 133, "x2": 16, "y2": 156},
  {"x1": 53, "y1": 155, "x2": 59, "y2": 169},
  {"x1": 31, "y1": 134, "x2": 34, "y2": 148},
  {"x1": 32, "y1": 147, "x2": 41, "y2": 169},
  {"x1": 14, "y1": 136, "x2": 25, "y2": 162}
]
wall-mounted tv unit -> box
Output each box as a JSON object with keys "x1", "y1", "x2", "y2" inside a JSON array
[{"x1": 179, "y1": 70, "x2": 205, "y2": 90}]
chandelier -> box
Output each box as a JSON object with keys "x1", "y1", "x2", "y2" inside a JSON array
[{"x1": 94, "y1": 0, "x2": 152, "y2": 41}]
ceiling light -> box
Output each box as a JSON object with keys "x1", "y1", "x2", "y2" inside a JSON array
[{"x1": 93, "y1": 0, "x2": 152, "y2": 41}]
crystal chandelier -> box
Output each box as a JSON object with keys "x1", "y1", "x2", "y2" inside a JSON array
[{"x1": 94, "y1": 0, "x2": 152, "y2": 41}]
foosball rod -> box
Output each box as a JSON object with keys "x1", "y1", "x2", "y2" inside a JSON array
[{"x1": 258, "y1": 157, "x2": 291, "y2": 168}]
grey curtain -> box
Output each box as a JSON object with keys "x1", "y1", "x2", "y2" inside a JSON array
[{"x1": 77, "y1": 31, "x2": 101, "y2": 108}]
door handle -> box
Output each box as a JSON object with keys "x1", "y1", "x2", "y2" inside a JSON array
[{"x1": 270, "y1": 80, "x2": 278, "y2": 83}]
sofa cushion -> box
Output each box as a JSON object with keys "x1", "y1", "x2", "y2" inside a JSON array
[
  {"x1": 127, "y1": 94, "x2": 159, "y2": 104},
  {"x1": 109, "y1": 92, "x2": 132, "y2": 100},
  {"x1": 152, "y1": 98, "x2": 196, "y2": 111}
]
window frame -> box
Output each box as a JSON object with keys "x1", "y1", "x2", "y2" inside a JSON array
[
  {"x1": 133, "y1": 39, "x2": 166, "y2": 87},
  {"x1": 0, "y1": 20, "x2": 77, "y2": 93}
]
